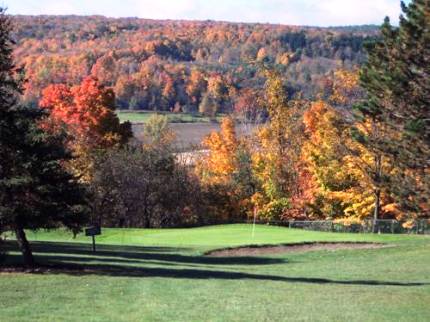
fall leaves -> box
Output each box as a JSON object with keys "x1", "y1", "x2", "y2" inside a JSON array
[
  {"x1": 40, "y1": 76, "x2": 131, "y2": 148},
  {"x1": 34, "y1": 58, "x2": 426, "y2": 223},
  {"x1": 40, "y1": 76, "x2": 132, "y2": 181},
  {"x1": 196, "y1": 70, "x2": 410, "y2": 222}
]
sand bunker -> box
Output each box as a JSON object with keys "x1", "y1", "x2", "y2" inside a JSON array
[{"x1": 206, "y1": 242, "x2": 389, "y2": 257}]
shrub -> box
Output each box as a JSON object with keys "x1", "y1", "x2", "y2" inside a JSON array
[{"x1": 258, "y1": 198, "x2": 290, "y2": 222}]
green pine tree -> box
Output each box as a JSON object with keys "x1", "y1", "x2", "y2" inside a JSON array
[
  {"x1": 358, "y1": 0, "x2": 430, "y2": 217},
  {"x1": 0, "y1": 10, "x2": 89, "y2": 267}
]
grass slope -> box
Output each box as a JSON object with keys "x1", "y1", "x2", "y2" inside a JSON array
[{"x1": 1, "y1": 224, "x2": 430, "y2": 322}]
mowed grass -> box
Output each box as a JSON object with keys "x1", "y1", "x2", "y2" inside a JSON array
[{"x1": 1, "y1": 224, "x2": 430, "y2": 322}]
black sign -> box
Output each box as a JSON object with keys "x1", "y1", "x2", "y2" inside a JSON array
[{"x1": 85, "y1": 226, "x2": 101, "y2": 236}]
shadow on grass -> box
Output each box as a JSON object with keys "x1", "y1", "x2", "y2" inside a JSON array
[
  {"x1": 2, "y1": 241, "x2": 428, "y2": 287},
  {"x1": 2, "y1": 241, "x2": 286, "y2": 266}
]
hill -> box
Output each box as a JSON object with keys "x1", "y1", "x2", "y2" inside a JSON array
[{"x1": 12, "y1": 15, "x2": 379, "y2": 112}]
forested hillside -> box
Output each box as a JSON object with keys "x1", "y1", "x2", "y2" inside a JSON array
[{"x1": 12, "y1": 15, "x2": 378, "y2": 112}]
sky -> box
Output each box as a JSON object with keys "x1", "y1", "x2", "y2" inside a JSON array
[{"x1": 7, "y1": 0, "x2": 410, "y2": 26}]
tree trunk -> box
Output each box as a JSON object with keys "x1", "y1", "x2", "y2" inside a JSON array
[
  {"x1": 373, "y1": 153, "x2": 382, "y2": 234},
  {"x1": 373, "y1": 189, "x2": 380, "y2": 234},
  {"x1": 15, "y1": 227, "x2": 35, "y2": 268}
]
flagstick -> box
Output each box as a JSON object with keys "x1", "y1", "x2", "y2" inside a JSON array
[{"x1": 252, "y1": 207, "x2": 257, "y2": 239}]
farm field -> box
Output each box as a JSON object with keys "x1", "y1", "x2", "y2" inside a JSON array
[
  {"x1": 117, "y1": 111, "x2": 225, "y2": 124},
  {"x1": 119, "y1": 111, "x2": 258, "y2": 148},
  {"x1": 1, "y1": 224, "x2": 430, "y2": 322},
  {"x1": 132, "y1": 122, "x2": 258, "y2": 148}
]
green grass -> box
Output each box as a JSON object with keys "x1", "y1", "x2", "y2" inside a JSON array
[
  {"x1": 117, "y1": 111, "x2": 225, "y2": 124},
  {"x1": 1, "y1": 224, "x2": 430, "y2": 322}
]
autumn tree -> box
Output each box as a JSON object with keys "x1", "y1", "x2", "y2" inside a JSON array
[
  {"x1": 143, "y1": 114, "x2": 175, "y2": 148},
  {"x1": 196, "y1": 117, "x2": 254, "y2": 219},
  {"x1": 234, "y1": 88, "x2": 263, "y2": 122},
  {"x1": 207, "y1": 74, "x2": 229, "y2": 111},
  {"x1": 199, "y1": 93, "x2": 218, "y2": 118},
  {"x1": 185, "y1": 69, "x2": 205, "y2": 109},
  {"x1": 317, "y1": 66, "x2": 398, "y2": 228},
  {"x1": 232, "y1": 143, "x2": 259, "y2": 213},
  {"x1": 115, "y1": 75, "x2": 137, "y2": 108},
  {"x1": 329, "y1": 69, "x2": 363, "y2": 108},
  {"x1": 198, "y1": 117, "x2": 238, "y2": 185},
  {"x1": 14, "y1": 15, "x2": 376, "y2": 112},
  {"x1": 302, "y1": 98, "x2": 402, "y2": 224},
  {"x1": 40, "y1": 76, "x2": 132, "y2": 181},
  {"x1": 302, "y1": 101, "x2": 375, "y2": 219},
  {"x1": 90, "y1": 53, "x2": 117, "y2": 86},
  {"x1": 251, "y1": 70, "x2": 306, "y2": 219}
]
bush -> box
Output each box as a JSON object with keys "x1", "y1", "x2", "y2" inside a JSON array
[{"x1": 258, "y1": 198, "x2": 290, "y2": 222}]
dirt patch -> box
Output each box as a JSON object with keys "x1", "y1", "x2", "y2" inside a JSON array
[{"x1": 206, "y1": 242, "x2": 390, "y2": 257}]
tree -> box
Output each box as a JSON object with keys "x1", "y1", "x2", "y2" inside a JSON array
[
  {"x1": 41, "y1": 76, "x2": 132, "y2": 149},
  {"x1": 196, "y1": 117, "x2": 251, "y2": 220},
  {"x1": 14, "y1": 15, "x2": 376, "y2": 114},
  {"x1": 302, "y1": 101, "x2": 383, "y2": 220},
  {"x1": 90, "y1": 145, "x2": 199, "y2": 228},
  {"x1": 198, "y1": 117, "x2": 239, "y2": 185},
  {"x1": 231, "y1": 142, "x2": 259, "y2": 217},
  {"x1": 198, "y1": 93, "x2": 218, "y2": 118},
  {"x1": 234, "y1": 88, "x2": 263, "y2": 122},
  {"x1": 359, "y1": 0, "x2": 430, "y2": 218},
  {"x1": 251, "y1": 70, "x2": 306, "y2": 219},
  {"x1": 186, "y1": 69, "x2": 207, "y2": 110},
  {"x1": 40, "y1": 76, "x2": 132, "y2": 181},
  {"x1": 90, "y1": 53, "x2": 117, "y2": 86},
  {"x1": 0, "y1": 10, "x2": 89, "y2": 267},
  {"x1": 329, "y1": 69, "x2": 363, "y2": 108},
  {"x1": 143, "y1": 114, "x2": 175, "y2": 148},
  {"x1": 302, "y1": 101, "x2": 349, "y2": 218}
]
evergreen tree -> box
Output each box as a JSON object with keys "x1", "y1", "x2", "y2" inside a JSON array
[
  {"x1": 358, "y1": 0, "x2": 430, "y2": 217},
  {"x1": 0, "y1": 10, "x2": 89, "y2": 267}
]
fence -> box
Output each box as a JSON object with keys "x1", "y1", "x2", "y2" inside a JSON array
[{"x1": 244, "y1": 219, "x2": 430, "y2": 235}]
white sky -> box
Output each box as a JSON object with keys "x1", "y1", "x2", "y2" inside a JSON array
[{"x1": 8, "y1": 0, "x2": 409, "y2": 26}]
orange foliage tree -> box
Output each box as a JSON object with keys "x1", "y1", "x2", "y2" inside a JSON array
[
  {"x1": 197, "y1": 117, "x2": 238, "y2": 186},
  {"x1": 40, "y1": 76, "x2": 132, "y2": 180}
]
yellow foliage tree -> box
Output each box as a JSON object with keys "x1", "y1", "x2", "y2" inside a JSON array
[
  {"x1": 251, "y1": 70, "x2": 307, "y2": 219},
  {"x1": 196, "y1": 117, "x2": 254, "y2": 220},
  {"x1": 329, "y1": 69, "x2": 361, "y2": 107},
  {"x1": 303, "y1": 100, "x2": 401, "y2": 221}
]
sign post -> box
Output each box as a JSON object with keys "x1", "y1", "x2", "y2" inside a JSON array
[{"x1": 85, "y1": 226, "x2": 101, "y2": 252}]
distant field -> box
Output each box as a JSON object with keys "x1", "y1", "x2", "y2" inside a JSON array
[
  {"x1": 132, "y1": 121, "x2": 258, "y2": 149},
  {"x1": 117, "y1": 111, "x2": 225, "y2": 124},
  {"x1": 117, "y1": 111, "x2": 259, "y2": 149},
  {"x1": 1, "y1": 225, "x2": 430, "y2": 322}
]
